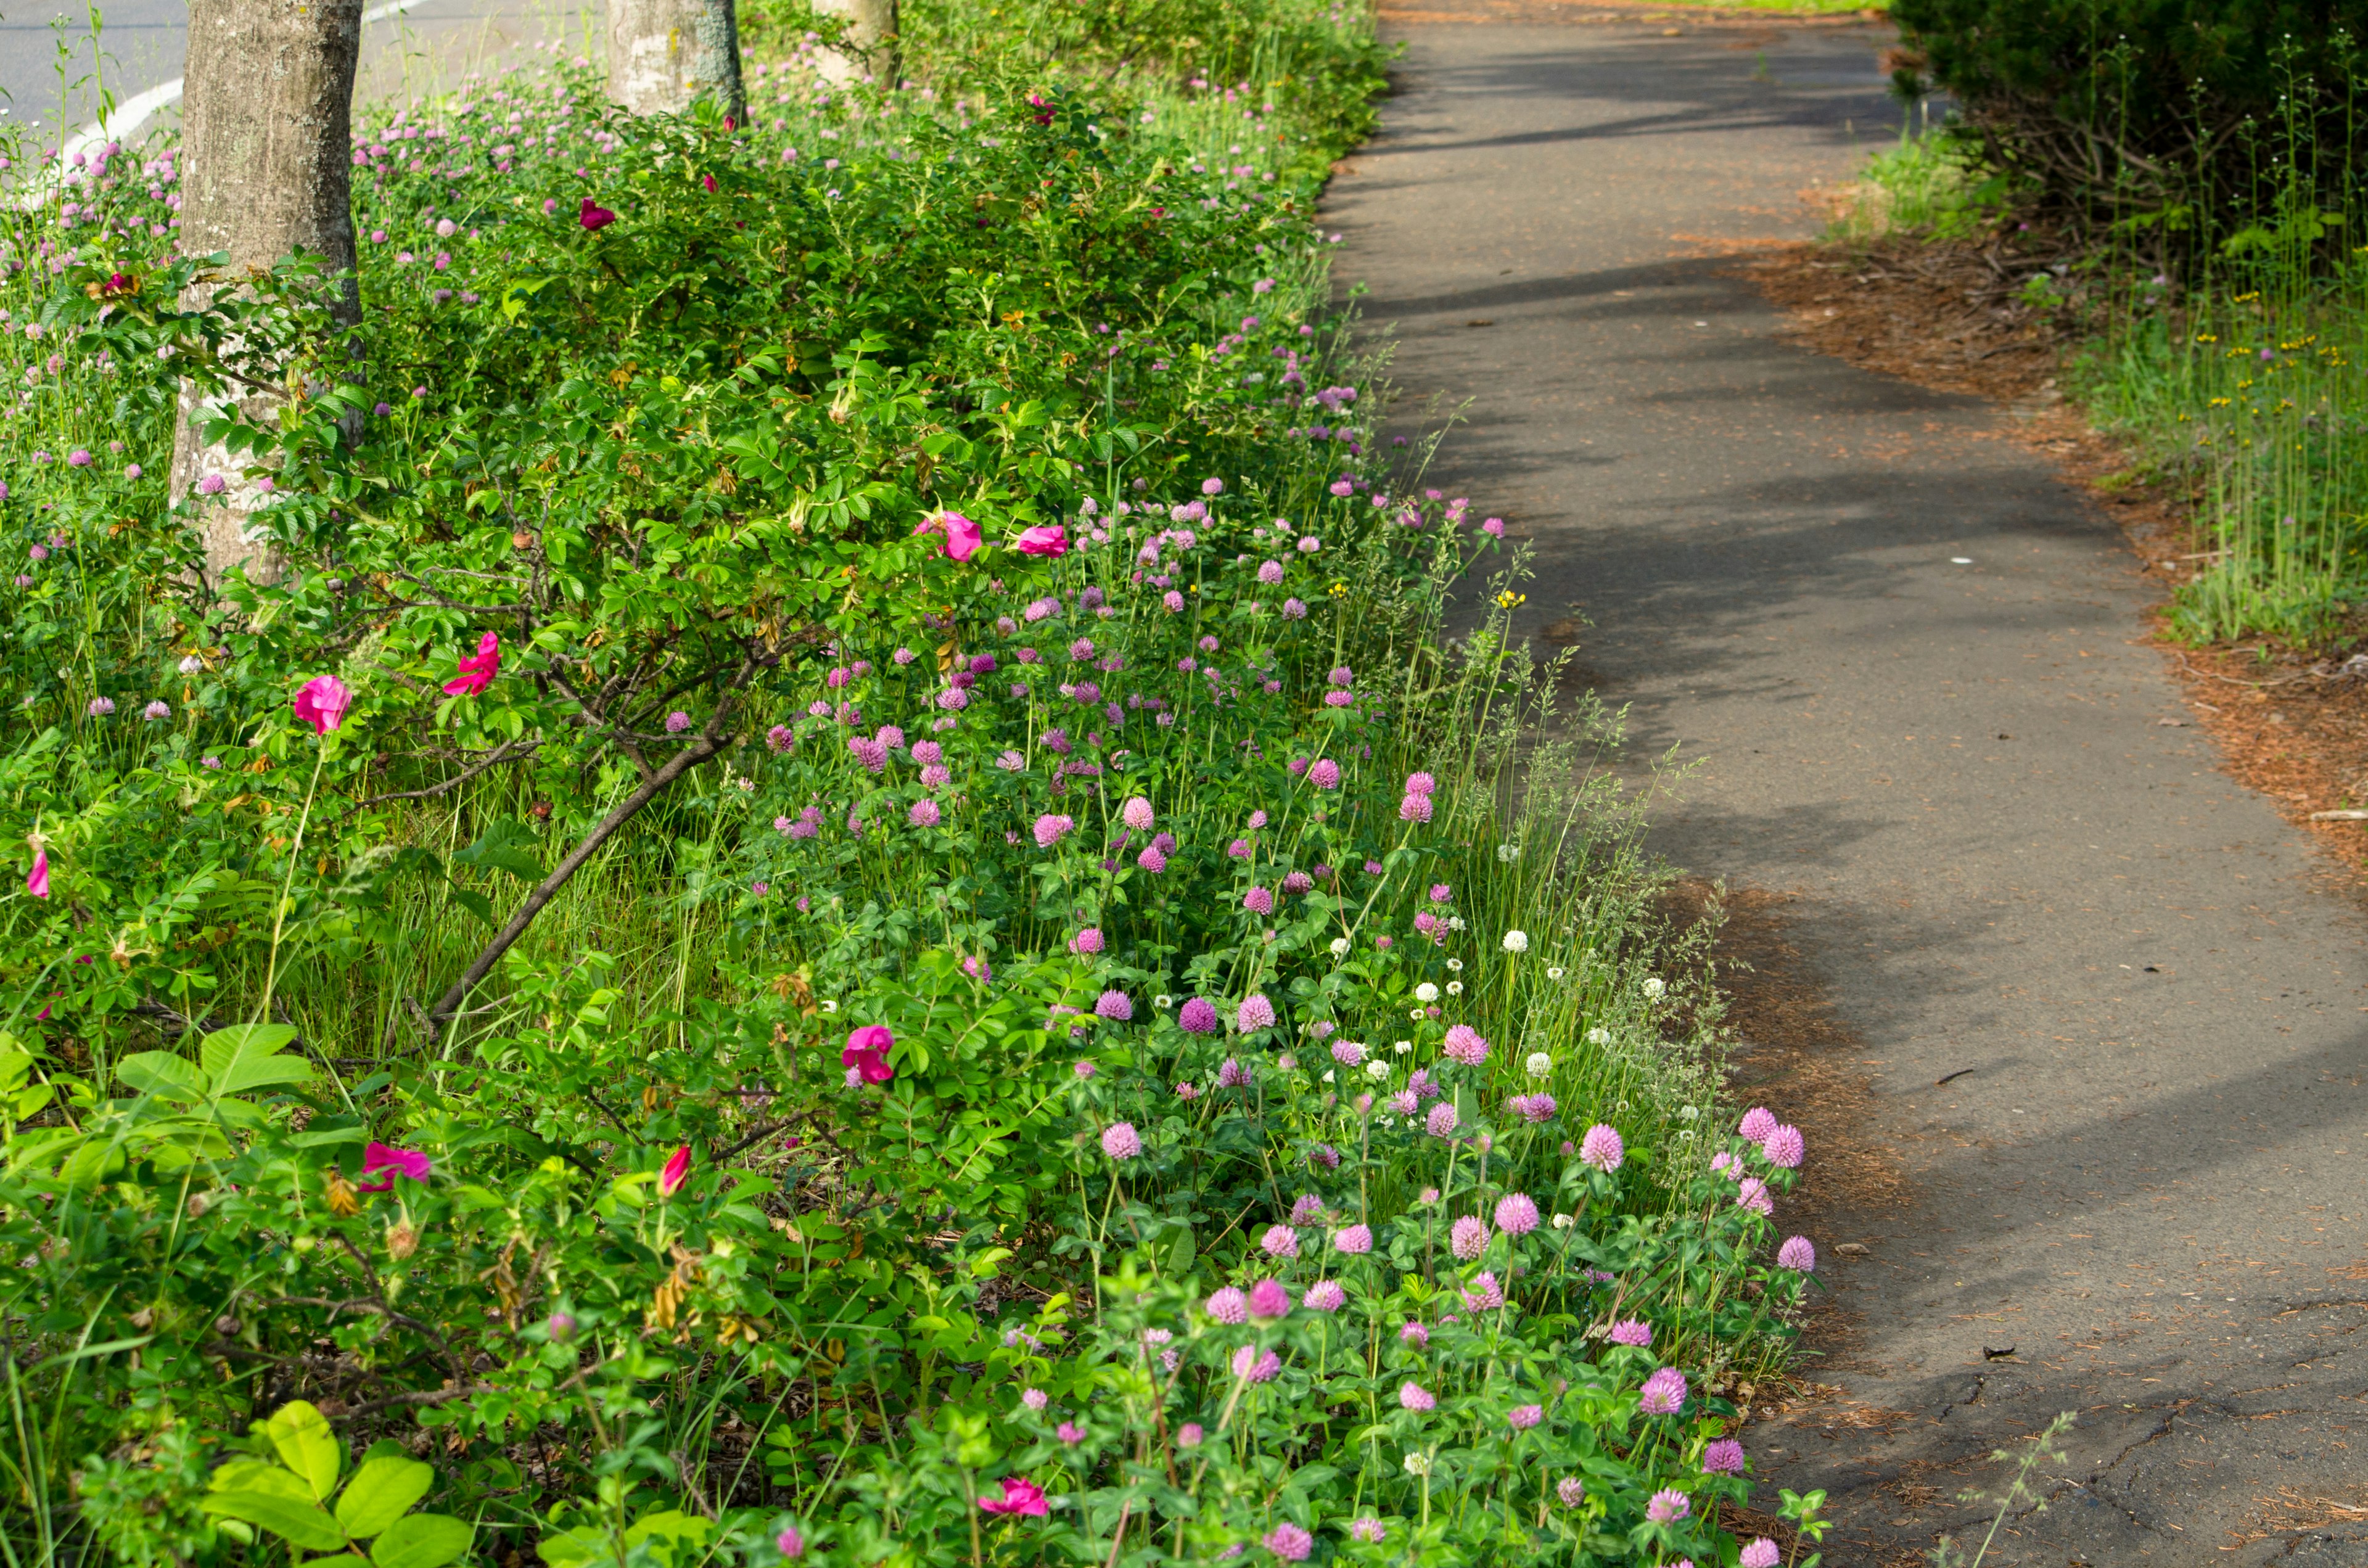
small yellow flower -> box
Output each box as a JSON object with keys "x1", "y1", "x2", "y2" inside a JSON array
[{"x1": 1493, "y1": 590, "x2": 1526, "y2": 610}]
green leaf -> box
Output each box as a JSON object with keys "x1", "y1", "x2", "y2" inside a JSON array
[
  {"x1": 265, "y1": 1399, "x2": 342, "y2": 1501},
  {"x1": 335, "y1": 1455, "x2": 435, "y2": 1538},
  {"x1": 200, "y1": 1024, "x2": 314, "y2": 1098},
  {"x1": 534, "y1": 1526, "x2": 606, "y2": 1567},
  {"x1": 448, "y1": 885, "x2": 498, "y2": 929},
  {"x1": 623, "y1": 1511, "x2": 713, "y2": 1561},
  {"x1": 200, "y1": 1491, "x2": 347, "y2": 1553},
  {"x1": 370, "y1": 1513, "x2": 473, "y2": 1568},
  {"x1": 453, "y1": 819, "x2": 543, "y2": 883},
  {"x1": 117, "y1": 1051, "x2": 207, "y2": 1102},
  {"x1": 1166, "y1": 1224, "x2": 1194, "y2": 1276}
]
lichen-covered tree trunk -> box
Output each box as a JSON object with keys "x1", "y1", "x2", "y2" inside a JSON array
[
  {"x1": 606, "y1": 0, "x2": 746, "y2": 120},
  {"x1": 170, "y1": 0, "x2": 364, "y2": 591},
  {"x1": 812, "y1": 0, "x2": 900, "y2": 87}
]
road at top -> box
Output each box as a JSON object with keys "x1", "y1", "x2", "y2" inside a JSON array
[
  {"x1": 1325, "y1": 10, "x2": 2368, "y2": 1562},
  {"x1": 1, "y1": 0, "x2": 596, "y2": 154}
]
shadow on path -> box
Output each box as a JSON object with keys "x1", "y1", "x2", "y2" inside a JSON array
[{"x1": 1327, "y1": 18, "x2": 2368, "y2": 1564}]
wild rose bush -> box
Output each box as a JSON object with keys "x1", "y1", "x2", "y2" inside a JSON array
[{"x1": 0, "y1": 1, "x2": 1827, "y2": 1562}]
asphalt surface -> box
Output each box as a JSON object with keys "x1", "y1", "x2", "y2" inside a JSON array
[
  {"x1": 1326, "y1": 17, "x2": 2368, "y2": 1564},
  {"x1": 1, "y1": 0, "x2": 597, "y2": 152}
]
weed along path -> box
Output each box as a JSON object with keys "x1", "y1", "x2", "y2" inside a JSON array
[{"x1": 1328, "y1": 11, "x2": 2368, "y2": 1564}]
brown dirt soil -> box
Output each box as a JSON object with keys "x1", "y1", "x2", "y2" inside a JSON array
[
  {"x1": 1658, "y1": 880, "x2": 1913, "y2": 1394},
  {"x1": 1746, "y1": 234, "x2": 2368, "y2": 891},
  {"x1": 1658, "y1": 874, "x2": 1928, "y2": 1566}
]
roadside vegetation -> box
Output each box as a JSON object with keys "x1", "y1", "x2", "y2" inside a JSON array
[{"x1": 0, "y1": 0, "x2": 1827, "y2": 1562}]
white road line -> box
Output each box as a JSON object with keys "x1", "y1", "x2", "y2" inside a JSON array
[{"x1": 20, "y1": 0, "x2": 428, "y2": 208}]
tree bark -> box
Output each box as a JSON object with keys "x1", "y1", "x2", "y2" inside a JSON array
[
  {"x1": 811, "y1": 0, "x2": 899, "y2": 88},
  {"x1": 170, "y1": 0, "x2": 364, "y2": 592},
  {"x1": 606, "y1": 0, "x2": 746, "y2": 120}
]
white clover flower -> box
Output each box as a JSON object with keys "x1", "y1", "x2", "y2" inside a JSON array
[
  {"x1": 1497, "y1": 842, "x2": 1519, "y2": 863},
  {"x1": 820, "y1": 999, "x2": 839, "y2": 1014},
  {"x1": 177, "y1": 654, "x2": 204, "y2": 675},
  {"x1": 1445, "y1": 958, "x2": 1463, "y2": 974},
  {"x1": 1330, "y1": 935, "x2": 1351, "y2": 956},
  {"x1": 1364, "y1": 1058, "x2": 1389, "y2": 1080},
  {"x1": 1321, "y1": 1069, "x2": 1336, "y2": 1084},
  {"x1": 1156, "y1": 995, "x2": 1174, "y2": 1009},
  {"x1": 1642, "y1": 976, "x2": 1666, "y2": 1000},
  {"x1": 1448, "y1": 916, "x2": 1466, "y2": 932},
  {"x1": 1408, "y1": 1008, "x2": 1425, "y2": 1021},
  {"x1": 1403, "y1": 1452, "x2": 1432, "y2": 1477},
  {"x1": 1524, "y1": 1052, "x2": 1552, "y2": 1079},
  {"x1": 1502, "y1": 929, "x2": 1529, "y2": 953},
  {"x1": 1678, "y1": 1104, "x2": 1700, "y2": 1120},
  {"x1": 1545, "y1": 966, "x2": 1565, "y2": 981},
  {"x1": 1394, "y1": 1040, "x2": 1413, "y2": 1056},
  {"x1": 1585, "y1": 1026, "x2": 1611, "y2": 1046},
  {"x1": 1445, "y1": 981, "x2": 1463, "y2": 996},
  {"x1": 1415, "y1": 982, "x2": 1439, "y2": 1003},
  {"x1": 1551, "y1": 1213, "x2": 1574, "y2": 1230}
]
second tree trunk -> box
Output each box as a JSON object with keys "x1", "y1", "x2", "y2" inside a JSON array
[{"x1": 607, "y1": 0, "x2": 746, "y2": 120}]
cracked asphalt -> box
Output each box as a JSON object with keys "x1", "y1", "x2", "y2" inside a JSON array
[{"x1": 1326, "y1": 13, "x2": 2368, "y2": 1562}]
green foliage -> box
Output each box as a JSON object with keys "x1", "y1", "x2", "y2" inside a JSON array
[
  {"x1": 0, "y1": 0, "x2": 1820, "y2": 1562},
  {"x1": 1891, "y1": 0, "x2": 2368, "y2": 244}
]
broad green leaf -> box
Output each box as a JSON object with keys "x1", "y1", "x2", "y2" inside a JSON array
[
  {"x1": 622, "y1": 1511, "x2": 712, "y2": 1561},
  {"x1": 452, "y1": 819, "x2": 543, "y2": 882},
  {"x1": 370, "y1": 1513, "x2": 472, "y2": 1568},
  {"x1": 200, "y1": 1024, "x2": 314, "y2": 1098},
  {"x1": 334, "y1": 1455, "x2": 434, "y2": 1538},
  {"x1": 200, "y1": 1491, "x2": 347, "y2": 1553},
  {"x1": 534, "y1": 1526, "x2": 606, "y2": 1567},
  {"x1": 209, "y1": 1459, "x2": 312, "y2": 1501},
  {"x1": 265, "y1": 1399, "x2": 342, "y2": 1500},
  {"x1": 117, "y1": 1051, "x2": 207, "y2": 1102},
  {"x1": 448, "y1": 885, "x2": 497, "y2": 929}
]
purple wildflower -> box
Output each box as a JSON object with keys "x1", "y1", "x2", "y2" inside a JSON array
[
  {"x1": 1450, "y1": 1215, "x2": 1489, "y2": 1260},
  {"x1": 1638, "y1": 1367, "x2": 1688, "y2": 1416},
  {"x1": 1493, "y1": 1193, "x2": 1540, "y2": 1238},
  {"x1": 1579, "y1": 1124, "x2": 1624, "y2": 1173}
]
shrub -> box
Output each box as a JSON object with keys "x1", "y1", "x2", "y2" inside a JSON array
[
  {"x1": 1891, "y1": 0, "x2": 2368, "y2": 249},
  {"x1": 0, "y1": 1, "x2": 1823, "y2": 1562}
]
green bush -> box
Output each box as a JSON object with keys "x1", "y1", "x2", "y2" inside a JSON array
[
  {"x1": 1892, "y1": 0, "x2": 2368, "y2": 247},
  {"x1": 0, "y1": 1, "x2": 1831, "y2": 1562}
]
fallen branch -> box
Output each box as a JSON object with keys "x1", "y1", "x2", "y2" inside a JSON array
[
  {"x1": 2308, "y1": 810, "x2": 2368, "y2": 823},
  {"x1": 424, "y1": 677, "x2": 747, "y2": 1040}
]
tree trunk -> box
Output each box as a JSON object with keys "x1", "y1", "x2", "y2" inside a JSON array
[
  {"x1": 171, "y1": 0, "x2": 364, "y2": 592},
  {"x1": 606, "y1": 0, "x2": 746, "y2": 120},
  {"x1": 812, "y1": 0, "x2": 899, "y2": 88}
]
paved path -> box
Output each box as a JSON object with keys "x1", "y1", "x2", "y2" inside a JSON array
[{"x1": 1326, "y1": 16, "x2": 2368, "y2": 1564}]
